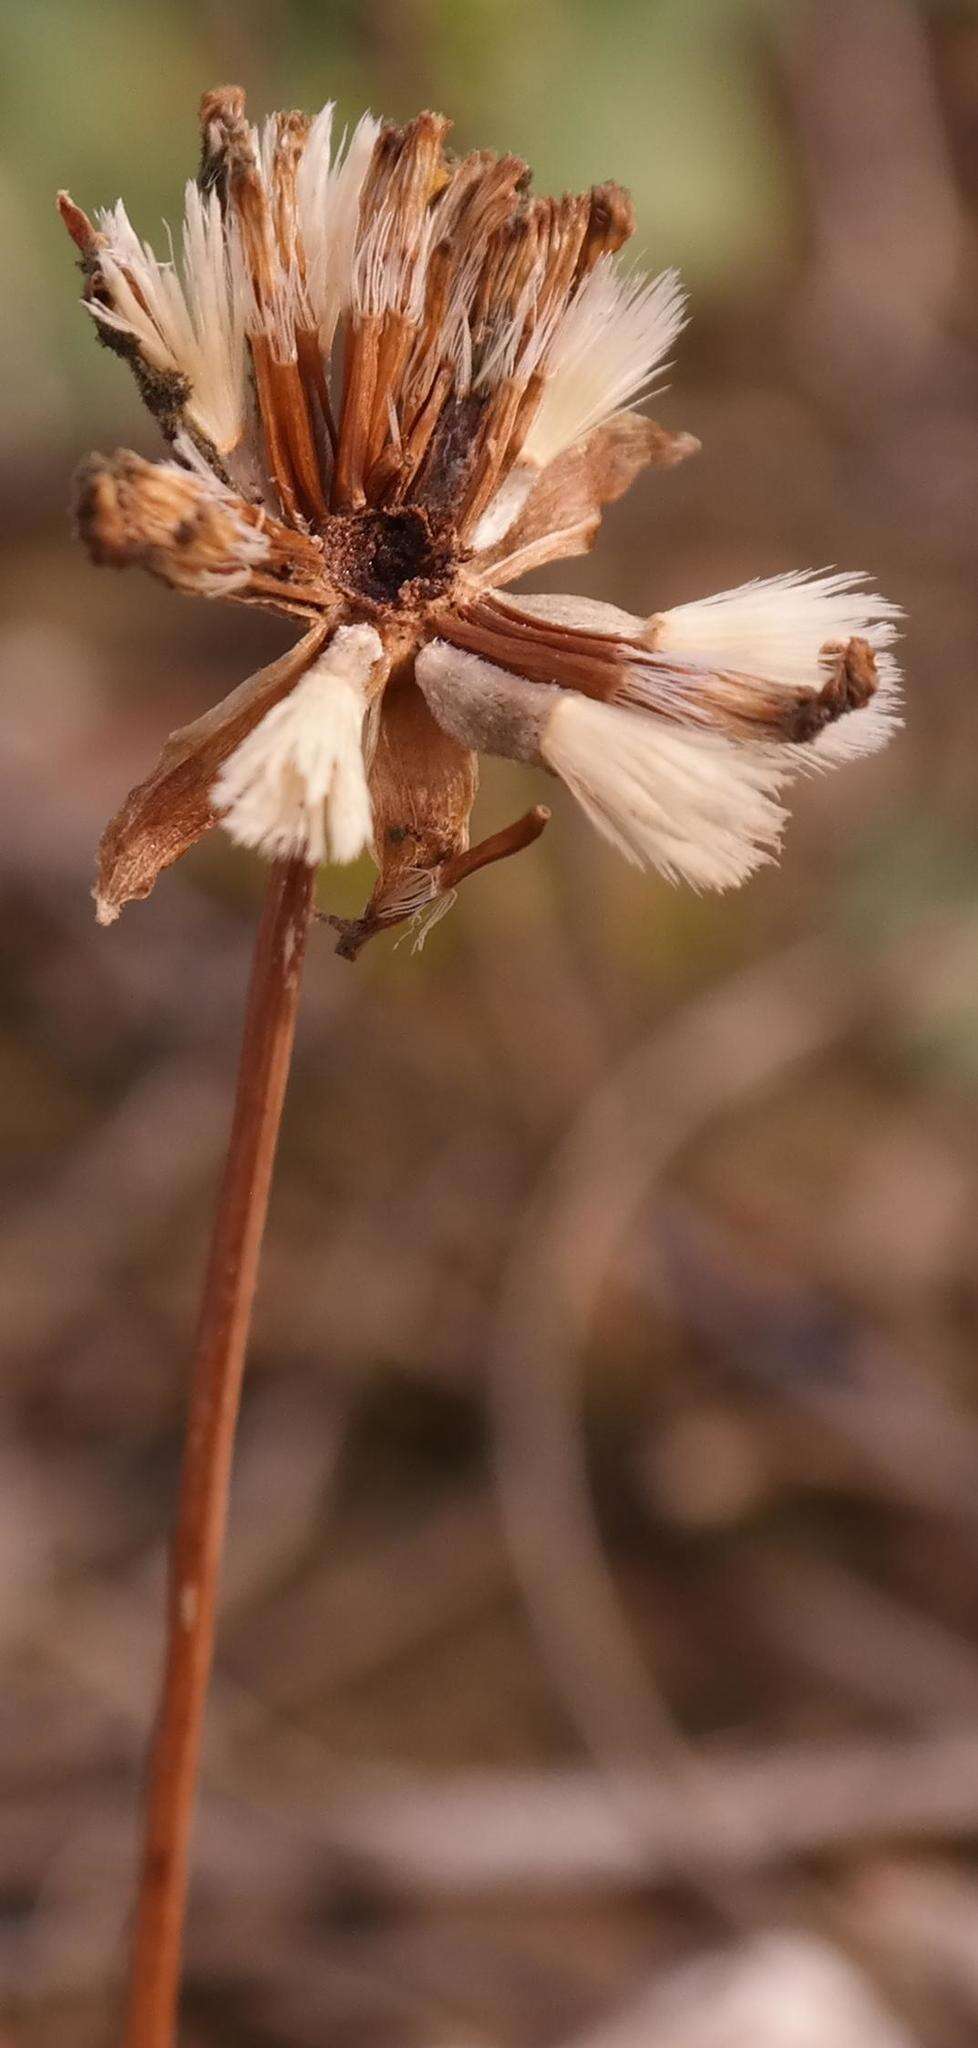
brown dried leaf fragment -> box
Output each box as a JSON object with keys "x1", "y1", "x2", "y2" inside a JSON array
[
  {"x1": 470, "y1": 411, "x2": 700, "y2": 588},
  {"x1": 95, "y1": 624, "x2": 333, "y2": 924}
]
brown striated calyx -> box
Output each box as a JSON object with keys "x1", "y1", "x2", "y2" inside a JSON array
[
  {"x1": 440, "y1": 595, "x2": 883, "y2": 746},
  {"x1": 433, "y1": 603, "x2": 631, "y2": 704},
  {"x1": 333, "y1": 112, "x2": 453, "y2": 510},
  {"x1": 94, "y1": 626, "x2": 333, "y2": 924}
]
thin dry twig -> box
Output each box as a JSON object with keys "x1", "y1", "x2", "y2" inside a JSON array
[{"x1": 122, "y1": 858, "x2": 314, "y2": 2048}]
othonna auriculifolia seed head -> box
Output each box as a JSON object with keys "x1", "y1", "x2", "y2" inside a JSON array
[{"x1": 60, "y1": 88, "x2": 901, "y2": 956}]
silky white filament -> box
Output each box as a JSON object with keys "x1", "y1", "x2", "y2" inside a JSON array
[
  {"x1": 645, "y1": 571, "x2": 903, "y2": 762},
  {"x1": 212, "y1": 624, "x2": 382, "y2": 864},
  {"x1": 524, "y1": 259, "x2": 687, "y2": 467},
  {"x1": 542, "y1": 693, "x2": 788, "y2": 890},
  {"x1": 297, "y1": 109, "x2": 381, "y2": 351},
  {"x1": 650, "y1": 570, "x2": 902, "y2": 690},
  {"x1": 91, "y1": 187, "x2": 249, "y2": 456}
]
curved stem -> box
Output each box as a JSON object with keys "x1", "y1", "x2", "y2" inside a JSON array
[{"x1": 122, "y1": 857, "x2": 315, "y2": 2048}]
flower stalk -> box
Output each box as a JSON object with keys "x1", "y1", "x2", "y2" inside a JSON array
[
  {"x1": 57, "y1": 81, "x2": 904, "y2": 2044},
  {"x1": 122, "y1": 857, "x2": 314, "y2": 2048}
]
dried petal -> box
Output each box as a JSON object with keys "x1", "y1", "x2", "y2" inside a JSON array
[
  {"x1": 94, "y1": 624, "x2": 333, "y2": 924},
  {"x1": 523, "y1": 260, "x2": 687, "y2": 469},
  {"x1": 470, "y1": 411, "x2": 699, "y2": 586},
  {"x1": 60, "y1": 184, "x2": 250, "y2": 466}
]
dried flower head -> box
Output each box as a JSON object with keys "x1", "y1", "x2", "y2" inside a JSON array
[{"x1": 60, "y1": 89, "x2": 901, "y2": 953}]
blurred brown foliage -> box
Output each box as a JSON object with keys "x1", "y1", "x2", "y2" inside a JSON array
[{"x1": 4, "y1": 2, "x2": 978, "y2": 2044}]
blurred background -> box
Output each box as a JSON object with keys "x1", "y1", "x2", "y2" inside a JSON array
[{"x1": 4, "y1": 0, "x2": 978, "y2": 2042}]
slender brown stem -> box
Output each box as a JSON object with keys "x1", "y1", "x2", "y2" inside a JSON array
[
  {"x1": 440, "y1": 805, "x2": 551, "y2": 889},
  {"x1": 122, "y1": 857, "x2": 315, "y2": 2048}
]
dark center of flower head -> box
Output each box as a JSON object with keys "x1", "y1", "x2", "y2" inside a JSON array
[{"x1": 322, "y1": 505, "x2": 457, "y2": 614}]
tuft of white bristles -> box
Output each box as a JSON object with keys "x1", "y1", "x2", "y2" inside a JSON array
[
  {"x1": 297, "y1": 108, "x2": 381, "y2": 350},
  {"x1": 650, "y1": 570, "x2": 901, "y2": 687},
  {"x1": 509, "y1": 578, "x2": 902, "y2": 764},
  {"x1": 646, "y1": 570, "x2": 903, "y2": 764},
  {"x1": 469, "y1": 463, "x2": 540, "y2": 552},
  {"x1": 353, "y1": 203, "x2": 434, "y2": 325},
  {"x1": 523, "y1": 258, "x2": 687, "y2": 468},
  {"x1": 541, "y1": 693, "x2": 789, "y2": 890},
  {"x1": 212, "y1": 624, "x2": 381, "y2": 864},
  {"x1": 91, "y1": 188, "x2": 249, "y2": 457},
  {"x1": 474, "y1": 278, "x2": 559, "y2": 395}
]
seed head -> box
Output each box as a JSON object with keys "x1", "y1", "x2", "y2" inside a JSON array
[{"x1": 60, "y1": 87, "x2": 901, "y2": 951}]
